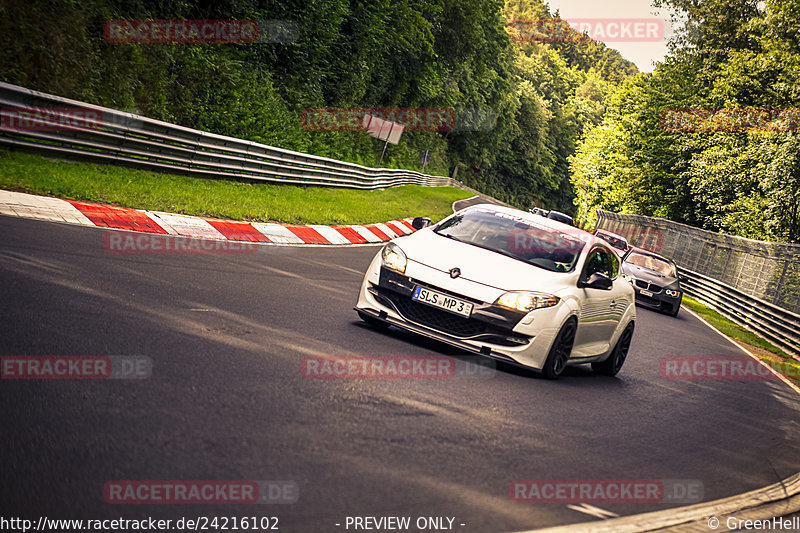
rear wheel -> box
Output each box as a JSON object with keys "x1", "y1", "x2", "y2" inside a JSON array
[
  {"x1": 542, "y1": 318, "x2": 577, "y2": 379},
  {"x1": 592, "y1": 322, "x2": 634, "y2": 376}
]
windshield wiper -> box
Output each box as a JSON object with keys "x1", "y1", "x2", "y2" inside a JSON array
[{"x1": 438, "y1": 232, "x2": 474, "y2": 246}]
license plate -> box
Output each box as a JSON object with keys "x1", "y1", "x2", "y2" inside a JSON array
[
  {"x1": 639, "y1": 289, "x2": 653, "y2": 298},
  {"x1": 412, "y1": 286, "x2": 473, "y2": 317}
]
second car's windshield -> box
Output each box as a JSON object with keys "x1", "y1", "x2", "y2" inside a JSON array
[
  {"x1": 434, "y1": 209, "x2": 586, "y2": 272},
  {"x1": 625, "y1": 252, "x2": 677, "y2": 277},
  {"x1": 599, "y1": 233, "x2": 626, "y2": 250}
]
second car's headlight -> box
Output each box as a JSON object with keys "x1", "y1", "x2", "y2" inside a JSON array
[
  {"x1": 494, "y1": 291, "x2": 560, "y2": 312},
  {"x1": 665, "y1": 289, "x2": 681, "y2": 297},
  {"x1": 381, "y1": 242, "x2": 407, "y2": 273}
]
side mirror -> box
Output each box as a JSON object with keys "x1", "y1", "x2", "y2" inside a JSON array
[
  {"x1": 578, "y1": 272, "x2": 613, "y2": 290},
  {"x1": 411, "y1": 217, "x2": 431, "y2": 230}
]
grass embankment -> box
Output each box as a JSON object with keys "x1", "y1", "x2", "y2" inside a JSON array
[
  {"x1": 682, "y1": 295, "x2": 800, "y2": 384},
  {"x1": 0, "y1": 149, "x2": 472, "y2": 225}
]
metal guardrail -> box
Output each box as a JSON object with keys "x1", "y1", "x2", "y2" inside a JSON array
[
  {"x1": 596, "y1": 209, "x2": 800, "y2": 313},
  {"x1": 595, "y1": 210, "x2": 800, "y2": 357},
  {"x1": 679, "y1": 268, "x2": 800, "y2": 357},
  {"x1": 0, "y1": 82, "x2": 454, "y2": 189}
]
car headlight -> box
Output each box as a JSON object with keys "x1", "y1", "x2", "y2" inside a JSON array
[
  {"x1": 621, "y1": 273, "x2": 634, "y2": 283},
  {"x1": 494, "y1": 291, "x2": 560, "y2": 312},
  {"x1": 665, "y1": 289, "x2": 681, "y2": 297},
  {"x1": 381, "y1": 242, "x2": 407, "y2": 273}
]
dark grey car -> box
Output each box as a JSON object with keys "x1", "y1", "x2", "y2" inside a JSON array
[{"x1": 620, "y1": 248, "x2": 682, "y2": 316}]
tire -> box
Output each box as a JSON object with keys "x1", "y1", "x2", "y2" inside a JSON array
[
  {"x1": 357, "y1": 310, "x2": 389, "y2": 330},
  {"x1": 592, "y1": 322, "x2": 634, "y2": 376},
  {"x1": 541, "y1": 317, "x2": 577, "y2": 379}
]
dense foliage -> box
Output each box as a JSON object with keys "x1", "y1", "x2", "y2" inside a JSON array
[
  {"x1": 571, "y1": 0, "x2": 800, "y2": 242},
  {"x1": 1, "y1": 0, "x2": 636, "y2": 213}
]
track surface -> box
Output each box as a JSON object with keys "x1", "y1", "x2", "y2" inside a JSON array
[{"x1": 2, "y1": 215, "x2": 800, "y2": 532}]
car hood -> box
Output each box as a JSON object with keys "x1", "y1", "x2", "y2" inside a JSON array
[
  {"x1": 395, "y1": 229, "x2": 575, "y2": 292},
  {"x1": 622, "y1": 263, "x2": 680, "y2": 288}
]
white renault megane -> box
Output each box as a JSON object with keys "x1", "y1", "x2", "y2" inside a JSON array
[{"x1": 354, "y1": 205, "x2": 636, "y2": 379}]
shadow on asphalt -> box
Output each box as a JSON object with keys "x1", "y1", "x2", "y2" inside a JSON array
[{"x1": 350, "y1": 319, "x2": 629, "y2": 383}]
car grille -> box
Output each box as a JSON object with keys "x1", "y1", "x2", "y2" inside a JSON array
[
  {"x1": 373, "y1": 287, "x2": 527, "y2": 346},
  {"x1": 635, "y1": 292, "x2": 661, "y2": 306},
  {"x1": 634, "y1": 279, "x2": 662, "y2": 293},
  {"x1": 379, "y1": 290, "x2": 489, "y2": 337}
]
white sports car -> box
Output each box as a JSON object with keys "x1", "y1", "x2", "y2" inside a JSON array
[{"x1": 354, "y1": 205, "x2": 636, "y2": 379}]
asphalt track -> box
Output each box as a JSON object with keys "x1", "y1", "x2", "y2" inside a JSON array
[{"x1": 2, "y1": 214, "x2": 800, "y2": 532}]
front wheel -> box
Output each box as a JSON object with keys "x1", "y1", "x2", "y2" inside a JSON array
[
  {"x1": 592, "y1": 322, "x2": 634, "y2": 376},
  {"x1": 541, "y1": 318, "x2": 577, "y2": 379}
]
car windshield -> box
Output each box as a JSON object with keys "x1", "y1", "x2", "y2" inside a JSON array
[
  {"x1": 434, "y1": 209, "x2": 586, "y2": 272},
  {"x1": 625, "y1": 251, "x2": 677, "y2": 277},
  {"x1": 597, "y1": 233, "x2": 627, "y2": 251}
]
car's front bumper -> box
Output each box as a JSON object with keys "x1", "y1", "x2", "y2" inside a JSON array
[
  {"x1": 631, "y1": 284, "x2": 681, "y2": 314},
  {"x1": 354, "y1": 255, "x2": 563, "y2": 371}
]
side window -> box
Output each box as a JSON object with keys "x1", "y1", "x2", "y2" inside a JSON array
[{"x1": 583, "y1": 246, "x2": 617, "y2": 280}]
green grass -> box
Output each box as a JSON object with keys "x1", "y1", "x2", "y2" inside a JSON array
[{"x1": 0, "y1": 149, "x2": 472, "y2": 225}]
